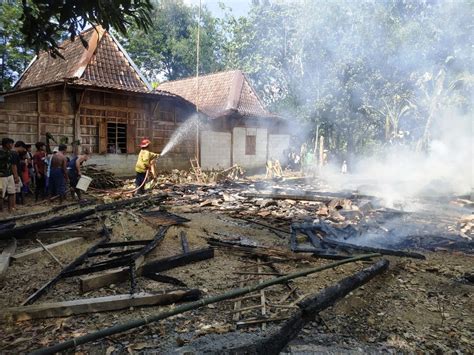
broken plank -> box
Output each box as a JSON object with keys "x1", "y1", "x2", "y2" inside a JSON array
[
  {"x1": 2, "y1": 289, "x2": 201, "y2": 322},
  {"x1": 80, "y1": 248, "x2": 215, "y2": 293},
  {"x1": 0, "y1": 239, "x2": 17, "y2": 278},
  {"x1": 80, "y1": 267, "x2": 129, "y2": 293},
  {"x1": 36, "y1": 239, "x2": 64, "y2": 267},
  {"x1": 12, "y1": 238, "x2": 84, "y2": 262},
  {"x1": 207, "y1": 238, "x2": 317, "y2": 262},
  {"x1": 22, "y1": 228, "x2": 110, "y2": 306},
  {"x1": 142, "y1": 247, "x2": 214, "y2": 274},
  {"x1": 0, "y1": 209, "x2": 96, "y2": 240},
  {"x1": 321, "y1": 238, "x2": 426, "y2": 260}
]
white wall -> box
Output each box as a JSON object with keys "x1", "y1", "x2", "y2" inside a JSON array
[
  {"x1": 268, "y1": 134, "x2": 290, "y2": 161},
  {"x1": 232, "y1": 127, "x2": 268, "y2": 169},
  {"x1": 200, "y1": 130, "x2": 232, "y2": 170},
  {"x1": 90, "y1": 152, "x2": 192, "y2": 176},
  {"x1": 90, "y1": 154, "x2": 137, "y2": 177}
]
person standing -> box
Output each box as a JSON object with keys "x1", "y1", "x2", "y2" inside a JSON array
[
  {"x1": 25, "y1": 144, "x2": 34, "y2": 192},
  {"x1": 49, "y1": 144, "x2": 69, "y2": 203},
  {"x1": 33, "y1": 142, "x2": 47, "y2": 201},
  {"x1": 68, "y1": 148, "x2": 90, "y2": 201},
  {"x1": 12, "y1": 141, "x2": 26, "y2": 207},
  {"x1": 0, "y1": 138, "x2": 15, "y2": 213},
  {"x1": 135, "y1": 139, "x2": 159, "y2": 195}
]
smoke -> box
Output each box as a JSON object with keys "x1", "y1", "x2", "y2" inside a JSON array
[
  {"x1": 320, "y1": 106, "x2": 472, "y2": 208},
  {"x1": 235, "y1": 0, "x2": 473, "y2": 206}
]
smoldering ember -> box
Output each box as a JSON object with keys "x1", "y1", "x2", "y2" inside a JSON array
[{"x1": 0, "y1": 1, "x2": 472, "y2": 354}]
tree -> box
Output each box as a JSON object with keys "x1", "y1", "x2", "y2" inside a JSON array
[
  {"x1": 19, "y1": 0, "x2": 153, "y2": 57},
  {"x1": 220, "y1": 0, "x2": 473, "y2": 159},
  {"x1": 123, "y1": 0, "x2": 224, "y2": 81},
  {"x1": 0, "y1": 1, "x2": 34, "y2": 91}
]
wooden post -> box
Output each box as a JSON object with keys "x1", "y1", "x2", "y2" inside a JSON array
[
  {"x1": 36, "y1": 90, "x2": 41, "y2": 142},
  {"x1": 73, "y1": 90, "x2": 86, "y2": 155}
]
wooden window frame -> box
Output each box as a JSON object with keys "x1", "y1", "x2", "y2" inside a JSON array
[
  {"x1": 106, "y1": 121, "x2": 128, "y2": 154},
  {"x1": 245, "y1": 134, "x2": 256, "y2": 155}
]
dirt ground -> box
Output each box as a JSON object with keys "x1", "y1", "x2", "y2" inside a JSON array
[{"x1": 0, "y1": 184, "x2": 473, "y2": 354}]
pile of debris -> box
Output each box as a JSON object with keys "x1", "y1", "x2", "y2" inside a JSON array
[
  {"x1": 0, "y1": 178, "x2": 472, "y2": 353},
  {"x1": 83, "y1": 164, "x2": 122, "y2": 189},
  {"x1": 153, "y1": 165, "x2": 245, "y2": 185}
]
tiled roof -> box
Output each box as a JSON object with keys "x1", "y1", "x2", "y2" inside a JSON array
[
  {"x1": 158, "y1": 70, "x2": 275, "y2": 119},
  {"x1": 14, "y1": 27, "x2": 151, "y2": 93}
]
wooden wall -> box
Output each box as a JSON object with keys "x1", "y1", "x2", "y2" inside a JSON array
[
  {"x1": 0, "y1": 91, "x2": 38, "y2": 143},
  {"x1": 0, "y1": 85, "x2": 197, "y2": 172}
]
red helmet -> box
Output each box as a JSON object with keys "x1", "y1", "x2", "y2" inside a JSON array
[{"x1": 139, "y1": 138, "x2": 151, "y2": 148}]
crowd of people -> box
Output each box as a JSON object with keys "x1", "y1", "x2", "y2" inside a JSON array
[{"x1": 0, "y1": 137, "x2": 90, "y2": 214}]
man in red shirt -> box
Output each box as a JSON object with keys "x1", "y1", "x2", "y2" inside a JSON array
[{"x1": 33, "y1": 142, "x2": 47, "y2": 201}]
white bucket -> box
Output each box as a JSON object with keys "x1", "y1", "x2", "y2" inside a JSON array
[{"x1": 76, "y1": 175, "x2": 93, "y2": 191}]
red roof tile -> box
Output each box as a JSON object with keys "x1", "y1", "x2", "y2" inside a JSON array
[
  {"x1": 158, "y1": 70, "x2": 275, "y2": 119},
  {"x1": 13, "y1": 27, "x2": 153, "y2": 94}
]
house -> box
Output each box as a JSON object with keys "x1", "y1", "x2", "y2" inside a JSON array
[
  {"x1": 158, "y1": 70, "x2": 291, "y2": 171},
  {"x1": 0, "y1": 27, "x2": 196, "y2": 175}
]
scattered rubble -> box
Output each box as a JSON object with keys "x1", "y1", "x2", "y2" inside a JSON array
[{"x1": 0, "y1": 175, "x2": 472, "y2": 353}]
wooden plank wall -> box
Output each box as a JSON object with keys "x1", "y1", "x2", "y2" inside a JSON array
[
  {"x1": 0, "y1": 88, "x2": 197, "y2": 167},
  {"x1": 38, "y1": 87, "x2": 74, "y2": 144},
  {"x1": 0, "y1": 92, "x2": 38, "y2": 143}
]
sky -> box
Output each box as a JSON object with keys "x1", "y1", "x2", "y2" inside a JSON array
[{"x1": 184, "y1": 0, "x2": 251, "y2": 17}]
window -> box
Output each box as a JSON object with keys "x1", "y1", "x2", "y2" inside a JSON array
[
  {"x1": 107, "y1": 122, "x2": 127, "y2": 153},
  {"x1": 245, "y1": 135, "x2": 256, "y2": 155}
]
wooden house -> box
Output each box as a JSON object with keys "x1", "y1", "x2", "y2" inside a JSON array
[
  {"x1": 0, "y1": 27, "x2": 196, "y2": 175},
  {"x1": 158, "y1": 70, "x2": 290, "y2": 170}
]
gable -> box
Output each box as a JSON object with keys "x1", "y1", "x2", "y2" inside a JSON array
[{"x1": 13, "y1": 27, "x2": 150, "y2": 93}]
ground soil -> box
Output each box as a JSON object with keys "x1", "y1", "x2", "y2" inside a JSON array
[{"x1": 0, "y1": 183, "x2": 472, "y2": 354}]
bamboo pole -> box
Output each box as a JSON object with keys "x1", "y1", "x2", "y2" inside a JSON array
[{"x1": 32, "y1": 253, "x2": 380, "y2": 355}]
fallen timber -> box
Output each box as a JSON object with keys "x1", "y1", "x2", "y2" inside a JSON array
[
  {"x1": 294, "y1": 223, "x2": 426, "y2": 260},
  {"x1": 208, "y1": 238, "x2": 326, "y2": 262},
  {"x1": 80, "y1": 247, "x2": 214, "y2": 293},
  {"x1": 0, "y1": 194, "x2": 167, "y2": 240},
  {"x1": 322, "y1": 237, "x2": 426, "y2": 260},
  {"x1": 62, "y1": 226, "x2": 169, "y2": 278},
  {"x1": 22, "y1": 227, "x2": 111, "y2": 306},
  {"x1": 0, "y1": 238, "x2": 17, "y2": 278},
  {"x1": 12, "y1": 237, "x2": 84, "y2": 262},
  {"x1": 32, "y1": 253, "x2": 380, "y2": 355},
  {"x1": 2, "y1": 289, "x2": 201, "y2": 322},
  {"x1": 227, "y1": 259, "x2": 390, "y2": 354}
]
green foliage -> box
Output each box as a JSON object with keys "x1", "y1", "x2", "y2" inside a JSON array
[
  {"x1": 0, "y1": 0, "x2": 34, "y2": 91},
  {"x1": 123, "y1": 0, "x2": 224, "y2": 80},
  {"x1": 20, "y1": 0, "x2": 153, "y2": 57},
  {"x1": 219, "y1": 0, "x2": 473, "y2": 158}
]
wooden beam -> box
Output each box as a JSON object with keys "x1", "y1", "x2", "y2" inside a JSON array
[
  {"x1": 12, "y1": 238, "x2": 83, "y2": 262},
  {"x1": 0, "y1": 239, "x2": 17, "y2": 278},
  {"x1": 80, "y1": 248, "x2": 214, "y2": 293},
  {"x1": 2, "y1": 289, "x2": 201, "y2": 322}
]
